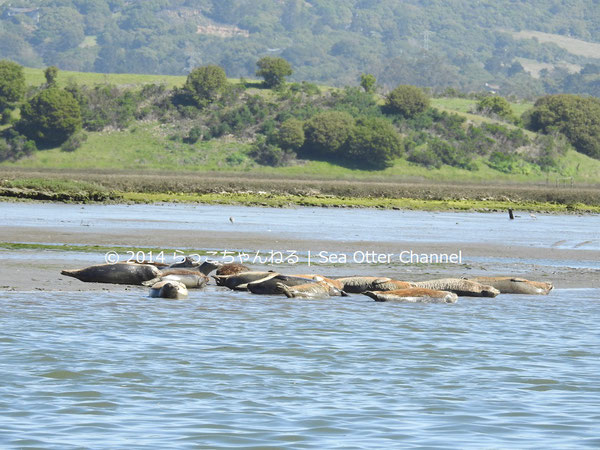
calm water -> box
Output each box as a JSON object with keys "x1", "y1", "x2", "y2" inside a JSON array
[
  {"x1": 1, "y1": 202, "x2": 600, "y2": 447},
  {"x1": 2, "y1": 202, "x2": 600, "y2": 249},
  {"x1": 1, "y1": 287, "x2": 599, "y2": 448}
]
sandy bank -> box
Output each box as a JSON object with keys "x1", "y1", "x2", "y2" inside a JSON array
[{"x1": 1, "y1": 225, "x2": 598, "y2": 291}]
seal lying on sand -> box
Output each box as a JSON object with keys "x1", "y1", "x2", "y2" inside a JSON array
[
  {"x1": 61, "y1": 263, "x2": 160, "y2": 285},
  {"x1": 278, "y1": 282, "x2": 334, "y2": 299},
  {"x1": 149, "y1": 280, "x2": 188, "y2": 299},
  {"x1": 412, "y1": 278, "x2": 500, "y2": 297},
  {"x1": 364, "y1": 288, "x2": 458, "y2": 304},
  {"x1": 214, "y1": 271, "x2": 275, "y2": 290},
  {"x1": 467, "y1": 276, "x2": 553, "y2": 295},
  {"x1": 371, "y1": 280, "x2": 414, "y2": 291},
  {"x1": 216, "y1": 263, "x2": 250, "y2": 276},
  {"x1": 142, "y1": 269, "x2": 209, "y2": 289},
  {"x1": 335, "y1": 276, "x2": 393, "y2": 293},
  {"x1": 247, "y1": 274, "x2": 315, "y2": 295},
  {"x1": 169, "y1": 258, "x2": 222, "y2": 275},
  {"x1": 290, "y1": 274, "x2": 346, "y2": 294}
]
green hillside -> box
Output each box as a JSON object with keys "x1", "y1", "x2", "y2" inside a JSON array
[
  {"x1": 2, "y1": 67, "x2": 599, "y2": 186},
  {"x1": 2, "y1": 1, "x2": 600, "y2": 97}
]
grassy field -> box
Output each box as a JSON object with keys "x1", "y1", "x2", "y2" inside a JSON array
[
  {"x1": 511, "y1": 30, "x2": 600, "y2": 59},
  {"x1": 22, "y1": 67, "x2": 187, "y2": 89},
  {"x1": 4, "y1": 121, "x2": 598, "y2": 184}
]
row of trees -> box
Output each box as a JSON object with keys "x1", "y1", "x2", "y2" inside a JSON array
[
  {"x1": 0, "y1": 56, "x2": 294, "y2": 150},
  {"x1": 1, "y1": 57, "x2": 593, "y2": 173}
]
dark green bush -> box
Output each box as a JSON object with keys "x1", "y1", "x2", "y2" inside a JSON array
[
  {"x1": 385, "y1": 85, "x2": 430, "y2": 118},
  {"x1": 18, "y1": 87, "x2": 82, "y2": 145},
  {"x1": 60, "y1": 131, "x2": 88, "y2": 152}
]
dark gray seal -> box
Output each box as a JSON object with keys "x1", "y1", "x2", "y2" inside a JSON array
[{"x1": 61, "y1": 263, "x2": 160, "y2": 285}]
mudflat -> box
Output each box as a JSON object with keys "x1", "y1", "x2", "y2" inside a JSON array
[{"x1": 1, "y1": 225, "x2": 598, "y2": 291}]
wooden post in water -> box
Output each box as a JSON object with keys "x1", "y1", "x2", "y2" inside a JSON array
[{"x1": 508, "y1": 208, "x2": 514, "y2": 220}]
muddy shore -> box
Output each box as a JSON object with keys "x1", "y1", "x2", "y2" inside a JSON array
[{"x1": 1, "y1": 225, "x2": 598, "y2": 291}]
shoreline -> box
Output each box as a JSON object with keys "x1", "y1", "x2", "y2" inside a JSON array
[
  {"x1": 1, "y1": 225, "x2": 599, "y2": 291},
  {"x1": 1, "y1": 169, "x2": 599, "y2": 214},
  {"x1": 2, "y1": 191, "x2": 600, "y2": 215}
]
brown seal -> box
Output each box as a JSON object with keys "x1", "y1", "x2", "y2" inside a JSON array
[{"x1": 363, "y1": 288, "x2": 458, "y2": 304}]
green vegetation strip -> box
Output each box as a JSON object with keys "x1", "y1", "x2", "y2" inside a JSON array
[
  {"x1": 122, "y1": 192, "x2": 600, "y2": 214},
  {"x1": 1, "y1": 177, "x2": 598, "y2": 213}
]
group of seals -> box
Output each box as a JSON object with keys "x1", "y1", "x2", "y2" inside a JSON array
[
  {"x1": 61, "y1": 258, "x2": 222, "y2": 299},
  {"x1": 61, "y1": 259, "x2": 553, "y2": 303}
]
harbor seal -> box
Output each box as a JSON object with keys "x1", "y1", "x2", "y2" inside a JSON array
[
  {"x1": 467, "y1": 277, "x2": 553, "y2": 295},
  {"x1": 371, "y1": 280, "x2": 415, "y2": 291},
  {"x1": 61, "y1": 263, "x2": 161, "y2": 285},
  {"x1": 169, "y1": 258, "x2": 222, "y2": 275},
  {"x1": 149, "y1": 280, "x2": 188, "y2": 299},
  {"x1": 412, "y1": 278, "x2": 500, "y2": 297},
  {"x1": 290, "y1": 274, "x2": 346, "y2": 295},
  {"x1": 363, "y1": 288, "x2": 458, "y2": 304},
  {"x1": 335, "y1": 276, "x2": 393, "y2": 293},
  {"x1": 214, "y1": 271, "x2": 275, "y2": 290},
  {"x1": 142, "y1": 269, "x2": 209, "y2": 289},
  {"x1": 216, "y1": 263, "x2": 250, "y2": 276},
  {"x1": 278, "y1": 282, "x2": 333, "y2": 299},
  {"x1": 247, "y1": 274, "x2": 315, "y2": 295}
]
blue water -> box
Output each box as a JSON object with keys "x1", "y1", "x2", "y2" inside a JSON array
[{"x1": 1, "y1": 287, "x2": 599, "y2": 448}]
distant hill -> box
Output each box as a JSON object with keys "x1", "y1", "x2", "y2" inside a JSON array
[{"x1": 1, "y1": 0, "x2": 600, "y2": 97}]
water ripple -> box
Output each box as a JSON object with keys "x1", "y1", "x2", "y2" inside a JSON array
[{"x1": 1, "y1": 288, "x2": 599, "y2": 448}]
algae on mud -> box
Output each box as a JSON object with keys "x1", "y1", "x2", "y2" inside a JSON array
[{"x1": 1, "y1": 171, "x2": 599, "y2": 213}]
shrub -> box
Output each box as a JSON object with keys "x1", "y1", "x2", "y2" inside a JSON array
[
  {"x1": 345, "y1": 117, "x2": 403, "y2": 169},
  {"x1": 360, "y1": 74, "x2": 377, "y2": 93},
  {"x1": 429, "y1": 138, "x2": 476, "y2": 170},
  {"x1": 476, "y1": 95, "x2": 515, "y2": 122},
  {"x1": 0, "y1": 59, "x2": 25, "y2": 116},
  {"x1": 524, "y1": 94, "x2": 600, "y2": 159},
  {"x1": 184, "y1": 125, "x2": 203, "y2": 144},
  {"x1": 0, "y1": 130, "x2": 37, "y2": 161},
  {"x1": 60, "y1": 131, "x2": 88, "y2": 152},
  {"x1": 249, "y1": 138, "x2": 295, "y2": 166},
  {"x1": 184, "y1": 65, "x2": 228, "y2": 107},
  {"x1": 407, "y1": 147, "x2": 442, "y2": 169},
  {"x1": 385, "y1": 85, "x2": 430, "y2": 118},
  {"x1": 256, "y1": 57, "x2": 293, "y2": 88},
  {"x1": 18, "y1": 87, "x2": 82, "y2": 145},
  {"x1": 276, "y1": 118, "x2": 305, "y2": 150},
  {"x1": 303, "y1": 111, "x2": 354, "y2": 156}
]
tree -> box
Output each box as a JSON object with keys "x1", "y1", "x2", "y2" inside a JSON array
[
  {"x1": 360, "y1": 74, "x2": 376, "y2": 93},
  {"x1": 256, "y1": 57, "x2": 293, "y2": 88},
  {"x1": 18, "y1": 88, "x2": 82, "y2": 145},
  {"x1": 275, "y1": 118, "x2": 305, "y2": 150},
  {"x1": 525, "y1": 94, "x2": 600, "y2": 159},
  {"x1": 345, "y1": 117, "x2": 404, "y2": 169},
  {"x1": 183, "y1": 65, "x2": 228, "y2": 107},
  {"x1": 303, "y1": 111, "x2": 354, "y2": 156},
  {"x1": 44, "y1": 66, "x2": 59, "y2": 87},
  {"x1": 476, "y1": 95, "x2": 515, "y2": 122},
  {"x1": 0, "y1": 60, "x2": 26, "y2": 121},
  {"x1": 385, "y1": 85, "x2": 430, "y2": 118},
  {"x1": 34, "y1": 7, "x2": 85, "y2": 53}
]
